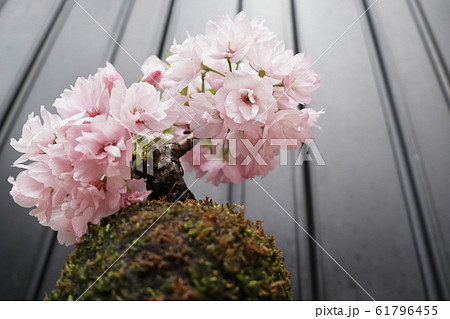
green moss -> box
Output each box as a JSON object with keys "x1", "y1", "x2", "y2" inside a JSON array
[{"x1": 46, "y1": 199, "x2": 292, "y2": 300}]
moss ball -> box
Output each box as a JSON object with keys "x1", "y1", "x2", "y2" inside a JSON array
[{"x1": 46, "y1": 199, "x2": 292, "y2": 300}]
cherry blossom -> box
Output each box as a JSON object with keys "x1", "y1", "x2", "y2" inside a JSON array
[
  {"x1": 120, "y1": 179, "x2": 153, "y2": 209},
  {"x1": 53, "y1": 75, "x2": 110, "y2": 119},
  {"x1": 110, "y1": 81, "x2": 178, "y2": 134},
  {"x1": 9, "y1": 12, "x2": 323, "y2": 245},
  {"x1": 96, "y1": 62, "x2": 125, "y2": 93},
  {"x1": 189, "y1": 91, "x2": 227, "y2": 139},
  {"x1": 283, "y1": 53, "x2": 321, "y2": 105},
  {"x1": 10, "y1": 106, "x2": 61, "y2": 165},
  {"x1": 140, "y1": 55, "x2": 168, "y2": 86},
  {"x1": 165, "y1": 37, "x2": 203, "y2": 90},
  {"x1": 217, "y1": 72, "x2": 277, "y2": 130}
]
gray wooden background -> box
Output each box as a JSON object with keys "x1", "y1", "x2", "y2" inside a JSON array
[{"x1": 0, "y1": 0, "x2": 448, "y2": 300}]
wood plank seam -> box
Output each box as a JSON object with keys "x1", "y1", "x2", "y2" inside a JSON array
[
  {"x1": 27, "y1": 231, "x2": 56, "y2": 300},
  {"x1": 156, "y1": 0, "x2": 175, "y2": 59},
  {"x1": 0, "y1": 0, "x2": 7, "y2": 12},
  {"x1": 103, "y1": 0, "x2": 137, "y2": 67},
  {"x1": 0, "y1": 0, "x2": 73, "y2": 300},
  {"x1": 35, "y1": 0, "x2": 178, "y2": 299},
  {"x1": 35, "y1": 0, "x2": 138, "y2": 299},
  {"x1": 407, "y1": 0, "x2": 450, "y2": 109},
  {"x1": 361, "y1": 0, "x2": 449, "y2": 300},
  {"x1": 0, "y1": 0, "x2": 69, "y2": 148},
  {"x1": 290, "y1": 0, "x2": 321, "y2": 300},
  {"x1": 227, "y1": 0, "x2": 243, "y2": 206}
]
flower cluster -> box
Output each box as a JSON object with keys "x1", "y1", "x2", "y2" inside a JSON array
[
  {"x1": 141, "y1": 12, "x2": 322, "y2": 185},
  {"x1": 10, "y1": 12, "x2": 322, "y2": 244},
  {"x1": 9, "y1": 63, "x2": 177, "y2": 245}
]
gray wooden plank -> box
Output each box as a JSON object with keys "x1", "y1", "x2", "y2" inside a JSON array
[
  {"x1": 293, "y1": 0, "x2": 427, "y2": 300},
  {"x1": 241, "y1": 0, "x2": 305, "y2": 301},
  {"x1": 113, "y1": 0, "x2": 171, "y2": 86},
  {"x1": 365, "y1": 0, "x2": 450, "y2": 298},
  {"x1": 0, "y1": 0, "x2": 8, "y2": 12},
  {"x1": 417, "y1": 0, "x2": 450, "y2": 78},
  {"x1": 0, "y1": 1, "x2": 74, "y2": 301},
  {"x1": 291, "y1": 1, "x2": 321, "y2": 300},
  {"x1": 244, "y1": 0, "x2": 294, "y2": 46},
  {"x1": 37, "y1": 240, "x2": 74, "y2": 300},
  {"x1": 0, "y1": 0, "x2": 127, "y2": 300},
  {"x1": 162, "y1": 0, "x2": 239, "y2": 205},
  {"x1": 35, "y1": 0, "x2": 153, "y2": 299},
  {"x1": 162, "y1": 0, "x2": 239, "y2": 53},
  {"x1": 408, "y1": 0, "x2": 450, "y2": 108},
  {"x1": 0, "y1": 0, "x2": 63, "y2": 122}
]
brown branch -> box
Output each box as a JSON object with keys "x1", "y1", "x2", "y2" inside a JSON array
[{"x1": 138, "y1": 137, "x2": 195, "y2": 202}]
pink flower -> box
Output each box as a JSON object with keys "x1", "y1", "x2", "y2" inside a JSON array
[
  {"x1": 246, "y1": 40, "x2": 293, "y2": 80},
  {"x1": 44, "y1": 144, "x2": 74, "y2": 188},
  {"x1": 10, "y1": 106, "x2": 61, "y2": 165},
  {"x1": 9, "y1": 112, "x2": 140, "y2": 245},
  {"x1": 46, "y1": 207, "x2": 77, "y2": 246},
  {"x1": 199, "y1": 14, "x2": 253, "y2": 63},
  {"x1": 189, "y1": 91, "x2": 227, "y2": 139},
  {"x1": 226, "y1": 130, "x2": 278, "y2": 179},
  {"x1": 227, "y1": 129, "x2": 264, "y2": 158},
  {"x1": 140, "y1": 55, "x2": 168, "y2": 86},
  {"x1": 96, "y1": 62, "x2": 125, "y2": 93},
  {"x1": 240, "y1": 153, "x2": 278, "y2": 179},
  {"x1": 53, "y1": 75, "x2": 110, "y2": 119},
  {"x1": 70, "y1": 115, "x2": 132, "y2": 183},
  {"x1": 62, "y1": 184, "x2": 106, "y2": 231},
  {"x1": 110, "y1": 81, "x2": 178, "y2": 134},
  {"x1": 120, "y1": 179, "x2": 152, "y2": 208},
  {"x1": 203, "y1": 158, "x2": 243, "y2": 185},
  {"x1": 263, "y1": 109, "x2": 313, "y2": 155},
  {"x1": 199, "y1": 12, "x2": 274, "y2": 63},
  {"x1": 272, "y1": 86, "x2": 299, "y2": 110},
  {"x1": 182, "y1": 145, "x2": 244, "y2": 186},
  {"x1": 8, "y1": 162, "x2": 55, "y2": 222},
  {"x1": 302, "y1": 107, "x2": 325, "y2": 128},
  {"x1": 247, "y1": 15, "x2": 275, "y2": 44},
  {"x1": 217, "y1": 72, "x2": 277, "y2": 130},
  {"x1": 204, "y1": 66, "x2": 227, "y2": 91},
  {"x1": 9, "y1": 11, "x2": 324, "y2": 243},
  {"x1": 283, "y1": 53, "x2": 320, "y2": 105},
  {"x1": 160, "y1": 88, "x2": 195, "y2": 129},
  {"x1": 181, "y1": 132, "x2": 279, "y2": 185},
  {"x1": 165, "y1": 37, "x2": 203, "y2": 89}
]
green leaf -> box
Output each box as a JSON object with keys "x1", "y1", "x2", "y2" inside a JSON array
[{"x1": 180, "y1": 86, "x2": 188, "y2": 96}]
